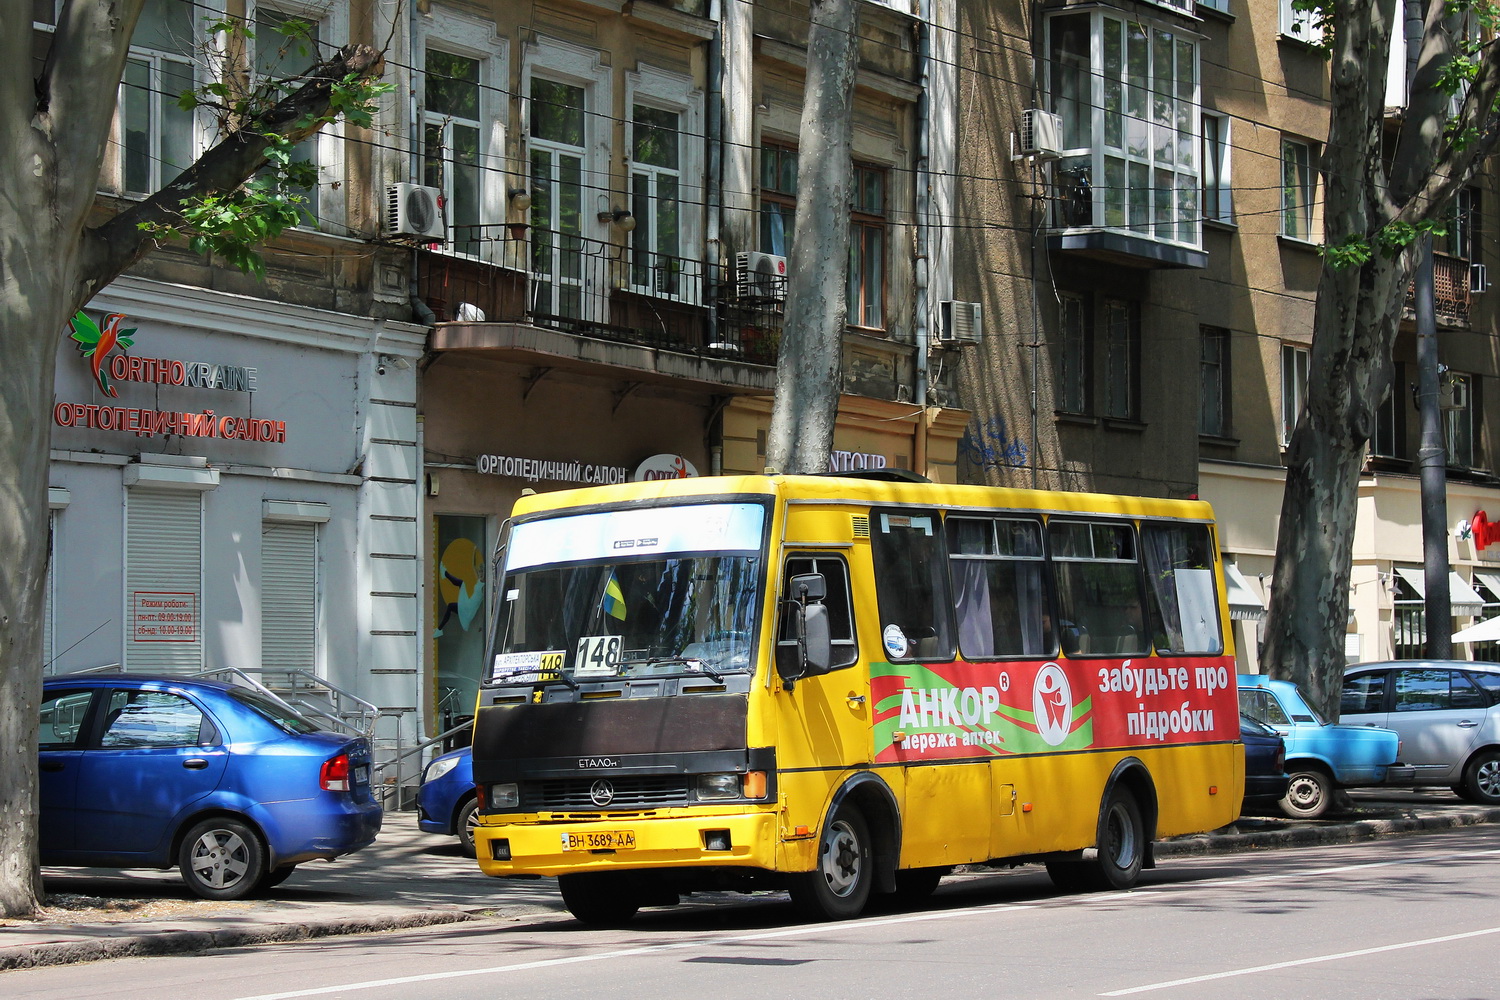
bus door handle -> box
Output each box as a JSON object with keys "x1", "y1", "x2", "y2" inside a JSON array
[{"x1": 847, "y1": 693, "x2": 866, "y2": 707}]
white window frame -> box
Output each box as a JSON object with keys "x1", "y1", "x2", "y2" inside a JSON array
[
  {"x1": 1281, "y1": 137, "x2": 1316, "y2": 241},
  {"x1": 1201, "y1": 110, "x2": 1232, "y2": 224},
  {"x1": 416, "y1": 6, "x2": 508, "y2": 260},
  {"x1": 1279, "y1": 0, "x2": 1324, "y2": 44},
  {"x1": 1045, "y1": 9, "x2": 1203, "y2": 250},
  {"x1": 246, "y1": 0, "x2": 349, "y2": 232},
  {"x1": 1197, "y1": 0, "x2": 1231, "y2": 13},
  {"x1": 1281, "y1": 343, "x2": 1309, "y2": 446},
  {"x1": 1445, "y1": 372, "x2": 1478, "y2": 469},
  {"x1": 625, "y1": 66, "x2": 704, "y2": 305}
]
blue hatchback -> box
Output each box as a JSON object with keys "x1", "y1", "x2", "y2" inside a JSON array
[
  {"x1": 417, "y1": 746, "x2": 477, "y2": 855},
  {"x1": 39, "y1": 674, "x2": 382, "y2": 899},
  {"x1": 1238, "y1": 674, "x2": 1405, "y2": 819}
]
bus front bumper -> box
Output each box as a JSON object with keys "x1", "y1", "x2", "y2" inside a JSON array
[{"x1": 474, "y1": 809, "x2": 781, "y2": 878}]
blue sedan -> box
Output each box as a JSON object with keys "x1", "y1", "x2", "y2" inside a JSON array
[
  {"x1": 417, "y1": 745, "x2": 477, "y2": 855},
  {"x1": 39, "y1": 674, "x2": 382, "y2": 899},
  {"x1": 1238, "y1": 674, "x2": 1405, "y2": 819}
]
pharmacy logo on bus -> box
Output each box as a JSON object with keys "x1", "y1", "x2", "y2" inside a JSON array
[{"x1": 1033, "y1": 663, "x2": 1073, "y2": 746}]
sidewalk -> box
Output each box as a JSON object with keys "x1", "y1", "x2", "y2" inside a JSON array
[{"x1": 4, "y1": 788, "x2": 1498, "y2": 972}]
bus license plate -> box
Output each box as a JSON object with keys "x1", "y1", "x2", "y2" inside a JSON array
[{"x1": 561, "y1": 830, "x2": 636, "y2": 851}]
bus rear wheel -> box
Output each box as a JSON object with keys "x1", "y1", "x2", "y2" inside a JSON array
[
  {"x1": 1046, "y1": 787, "x2": 1145, "y2": 893},
  {"x1": 789, "y1": 805, "x2": 873, "y2": 921},
  {"x1": 558, "y1": 872, "x2": 641, "y2": 926}
]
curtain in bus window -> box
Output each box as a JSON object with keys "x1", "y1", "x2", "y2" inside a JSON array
[
  {"x1": 948, "y1": 517, "x2": 1052, "y2": 658},
  {"x1": 870, "y1": 510, "x2": 955, "y2": 661},
  {"x1": 1141, "y1": 522, "x2": 1223, "y2": 654},
  {"x1": 1049, "y1": 520, "x2": 1149, "y2": 656}
]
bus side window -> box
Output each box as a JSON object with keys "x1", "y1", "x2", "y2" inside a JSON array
[
  {"x1": 783, "y1": 556, "x2": 858, "y2": 668},
  {"x1": 1048, "y1": 519, "x2": 1150, "y2": 657},
  {"x1": 1141, "y1": 522, "x2": 1223, "y2": 655},
  {"x1": 948, "y1": 516, "x2": 1054, "y2": 658},
  {"x1": 869, "y1": 510, "x2": 956, "y2": 661}
]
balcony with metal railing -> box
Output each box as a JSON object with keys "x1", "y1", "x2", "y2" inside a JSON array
[
  {"x1": 418, "y1": 228, "x2": 778, "y2": 393},
  {"x1": 1404, "y1": 252, "x2": 1474, "y2": 328}
]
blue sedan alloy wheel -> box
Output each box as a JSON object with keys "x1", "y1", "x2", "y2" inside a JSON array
[{"x1": 179, "y1": 817, "x2": 266, "y2": 900}]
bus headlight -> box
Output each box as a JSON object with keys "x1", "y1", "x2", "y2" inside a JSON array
[
  {"x1": 697, "y1": 774, "x2": 741, "y2": 800},
  {"x1": 488, "y1": 783, "x2": 520, "y2": 809}
]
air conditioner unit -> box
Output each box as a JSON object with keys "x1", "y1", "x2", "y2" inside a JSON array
[
  {"x1": 938, "y1": 300, "x2": 983, "y2": 347},
  {"x1": 385, "y1": 183, "x2": 446, "y2": 242},
  {"x1": 1471, "y1": 262, "x2": 1489, "y2": 294},
  {"x1": 736, "y1": 251, "x2": 788, "y2": 301},
  {"x1": 1442, "y1": 372, "x2": 1470, "y2": 411},
  {"x1": 1018, "y1": 109, "x2": 1063, "y2": 160}
]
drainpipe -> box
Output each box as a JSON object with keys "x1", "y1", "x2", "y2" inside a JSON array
[
  {"x1": 706, "y1": 0, "x2": 723, "y2": 351},
  {"x1": 914, "y1": 0, "x2": 933, "y2": 475},
  {"x1": 408, "y1": 6, "x2": 436, "y2": 327}
]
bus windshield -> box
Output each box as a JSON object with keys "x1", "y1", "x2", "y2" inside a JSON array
[{"x1": 489, "y1": 502, "x2": 766, "y2": 685}]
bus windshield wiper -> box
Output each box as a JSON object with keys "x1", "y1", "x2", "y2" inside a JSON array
[{"x1": 640, "y1": 656, "x2": 724, "y2": 682}]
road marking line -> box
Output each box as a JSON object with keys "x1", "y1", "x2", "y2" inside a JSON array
[
  {"x1": 1100, "y1": 925, "x2": 1500, "y2": 996},
  {"x1": 234, "y1": 847, "x2": 1500, "y2": 1000}
]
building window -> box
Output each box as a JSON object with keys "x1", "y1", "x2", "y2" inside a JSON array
[
  {"x1": 126, "y1": 488, "x2": 204, "y2": 673},
  {"x1": 630, "y1": 104, "x2": 683, "y2": 297},
  {"x1": 1058, "y1": 292, "x2": 1089, "y2": 414},
  {"x1": 1046, "y1": 10, "x2": 1201, "y2": 248},
  {"x1": 759, "y1": 143, "x2": 798, "y2": 256},
  {"x1": 1444, "y1": 187, "x2": 1481, "y2": 260},
  {"x1": 423, "y1": 48, "x2": 483, "y2": 257},
  {"x1": 1197, "y1": 0, "x2": 1230, "y2": 12},
  {"x1": 252, "y1": 4, "x2": 331, "y2": 226},
  {"x1": 1282, "y1": 138, "x2": 1316, "y2": 240},
  {"x1": 1445, "y1": 372, "x2": 1478, "y2": 469},
  {"x1": 1280, "y1": 0, "x2": 1324, "y2": 43},
  {"x1": 1199, "y1": 326, "x2": 1228, "y2": 436},
  {"x1": 1373, "y1": 364, "x2": 1407, "y2": 459},
  {"x1": 1392, "y1": 569, "x2": 1425, "y2": 660},
  {"x1": 1281, "y1": 343, "x2": 1309, "y2": 445},
  {"x1": 1103, "y1": 299, "x2": 1139, "y2": 420},
  {"x1": 120, "y1": 0, "x2": 197, "y2": 196},
  {"x1": 529, "y1": 77, "x2": 587, "y2": 317},
  {"x1": 262, "y1": 521, "x2": 319, "y2": 671},
  {"x1": 1201, "y1": 112, "x2": 1232, "y2": 224},
  {"x1": 848, "y1": 165, "x2": 886, "y2": 330}
]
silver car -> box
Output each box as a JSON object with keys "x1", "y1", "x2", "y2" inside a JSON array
[{"x1": 1341, "y1": 661, "x2": 1500, "y2": 803}]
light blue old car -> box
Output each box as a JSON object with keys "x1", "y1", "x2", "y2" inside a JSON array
[{"x1": 1238, "y1": 674, "x2": 1407, "y2": 819}]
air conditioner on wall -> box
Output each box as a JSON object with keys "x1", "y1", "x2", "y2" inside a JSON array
[
  {"x1": 736, "y1": 251, "x2": 788, "y2": 301},
  {"x1": 385, "y1": 183, "x2": 446, "y2": 242},
  {"x1": 1017, "y1": 109, "x2": 1063, "y2": 160},
  {"x1": 938, "y1": 300, "x2": 983, "y2": 347}
]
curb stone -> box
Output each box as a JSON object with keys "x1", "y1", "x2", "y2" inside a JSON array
[{"x1": 1157, "y1": 806, "x2": 1500, "y2": 857}]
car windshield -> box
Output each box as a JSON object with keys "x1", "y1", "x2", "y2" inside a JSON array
[
  {"x1": 490, "y1": 502, "x2": 766, "y2": 685},
  {"x1": 229, "y1": 689, "x2": 322, "y2": 734}
]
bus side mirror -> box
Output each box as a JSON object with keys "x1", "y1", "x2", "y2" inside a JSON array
[{"x1": 776, "y1": 573, "x2": 832, "y2": 688}]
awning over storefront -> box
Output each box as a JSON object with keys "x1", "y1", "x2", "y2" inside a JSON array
[
  {"x1": 1222, "y1": 563, "x2": 1267, "y2": 622},
  {"x1": 1394, "y1": 567, "x2": 1486, "y2": 617},
  {"x1": 1451, "y1": 616, "x2": 1500, "y2": 644}
]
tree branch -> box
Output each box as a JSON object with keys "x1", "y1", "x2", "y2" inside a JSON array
[{"x1": 77, "y1": 43, "x2": 383, "y2": 299}]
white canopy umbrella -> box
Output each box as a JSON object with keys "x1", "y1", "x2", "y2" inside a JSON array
[{"x1": 1451, "y1": 616, "x2": 1500, "y2": 644}]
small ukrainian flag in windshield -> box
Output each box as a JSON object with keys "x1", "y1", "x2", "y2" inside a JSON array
[{"x1": 602, "y1": 571, "x2": 627, "y2": 620}]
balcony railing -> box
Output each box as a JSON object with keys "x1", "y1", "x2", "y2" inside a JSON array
[
  {"x1": 1404, "y1": 252, "x2": 1472, "y2": 327},
  {"x1": 416, "y1": 227, "x2": 777, "y2": 362}
]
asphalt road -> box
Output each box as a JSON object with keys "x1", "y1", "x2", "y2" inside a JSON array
[{"x1": 12, "y1": 824, "x2": 1500, "y2": 1000}]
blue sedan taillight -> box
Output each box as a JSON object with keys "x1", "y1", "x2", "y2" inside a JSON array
[{"x1": 321, "y1": 752, "x2": 352, "y2": 792}]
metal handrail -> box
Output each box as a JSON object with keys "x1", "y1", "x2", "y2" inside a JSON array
[{"x1": 373, "y1": 721, "x2": 472, "y2": 775}]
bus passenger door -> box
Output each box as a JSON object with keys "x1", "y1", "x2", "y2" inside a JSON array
[{"x1": 774, "y1": 552, "x2": 870, "y2": 771}]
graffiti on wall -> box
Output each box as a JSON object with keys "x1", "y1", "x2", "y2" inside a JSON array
[{"x1": 959, "y1": 416, "x2": 1029, "y2": 469}]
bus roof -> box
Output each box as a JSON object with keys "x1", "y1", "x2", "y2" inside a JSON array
[{"x1": 508, "y1": 474, "x2": 1216, "y2": 523}]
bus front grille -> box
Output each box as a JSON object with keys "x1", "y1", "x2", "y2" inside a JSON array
[{"x1": 526, "y1": 776, "x2": 691, "y2": 810}]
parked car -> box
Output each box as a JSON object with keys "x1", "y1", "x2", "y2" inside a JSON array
[
  {"x1": 1240, "y1": 714, "x2": 1289, "y2": 812},
  {"x1": 1238, "y1": 674, "x2": 1404, "y2": 819},
  {"x1": 39, "y1": 674, "x2": 382, "y2": 899},
  {"x1": 417, "y1": 745, "x2": 477, "y2": 855},
  {"x1": 1342, "y1": 660, "x2": 1500, "y2": 804}
]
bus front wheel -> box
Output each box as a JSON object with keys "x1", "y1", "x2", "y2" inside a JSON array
[
  {"x1": 558, "y1": 872, "x2": 641, "y2": 926},
  {"x1": 789, "y1": 806, "x2": 873, "y2": 920}
]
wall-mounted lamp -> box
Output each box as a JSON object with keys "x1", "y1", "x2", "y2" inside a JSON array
[
  {"x1": 598, "y1": 208, "x2": 636, "y2": 232},
  {"x1": 508, "y1": 187, "x2": 533, "y2": 211}
]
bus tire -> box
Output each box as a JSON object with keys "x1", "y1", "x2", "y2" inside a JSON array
[
  {"x1": 1093, "y1": 787, "x2": 1146, "y2": 890},
  {"x1": 789, "y1": 805, "x2": 873, "y2": 921},
  {"x1": 558, "y1": 872, "x2": 640, "y2": 926}
]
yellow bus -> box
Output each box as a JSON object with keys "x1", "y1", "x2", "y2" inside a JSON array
[{"x1": 471, "y1": 473, "x2": 1244, "y2": 923}]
